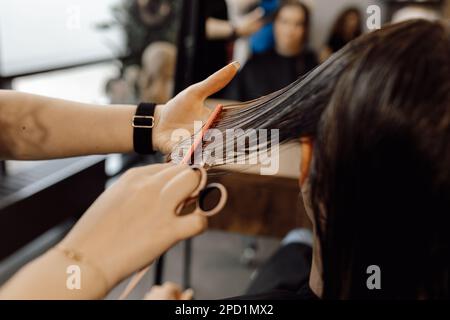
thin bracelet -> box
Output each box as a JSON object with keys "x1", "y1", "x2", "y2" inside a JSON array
[{"x1": 53, "y1": 244, "x2": 109, "y2": 296}]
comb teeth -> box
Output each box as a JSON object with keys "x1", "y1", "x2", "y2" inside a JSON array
[{"x1": 180, "y1": 104, "x2": 223, "y2": 165}]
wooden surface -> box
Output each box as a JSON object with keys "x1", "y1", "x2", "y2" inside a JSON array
[
  {"x1": 201, "y1": 140, "x2": 310, "y2": 238},
  {"x1": 208, "y1": 170, "x2": 311, "y2": 238}
]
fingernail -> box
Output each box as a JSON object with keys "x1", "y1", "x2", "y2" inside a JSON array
[
  {"x1": 184, "y1": 288, "x2": 194, "y2": 298},
  {"x1": 231, "y1": 61, "x2": 241, "y2": 70},
  {"x1": 185, "y1": 288, "x2": 194, "y2": 295}
]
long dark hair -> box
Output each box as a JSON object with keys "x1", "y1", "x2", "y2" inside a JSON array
[
  {"x1": 313, "y1": 20, "x2": 450, "y2": 299},
  {"x1": 173, "y1": 19, "x2": 450, "y2": 298},
  {"x1": 329, "y1": 7, "x2": 362, "y2": 41}
]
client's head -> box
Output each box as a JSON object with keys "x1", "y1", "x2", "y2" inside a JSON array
[
  {"x1": 174, "y1": 19, "x2": 450, "y2": 299},
  {"x1": 300, "y1": 19, "x2": 450, "y2": 299},
  {"x1": 273, "y1": 1, "x2": 310, "y2": 56}
]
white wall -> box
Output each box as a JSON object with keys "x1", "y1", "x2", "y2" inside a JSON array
[
  {"x1": 303, "y1": 0, "x2": 386, "y2": 50},
  {"x1": 0, "y1": 0, "x2": 125, "y2": 77}
]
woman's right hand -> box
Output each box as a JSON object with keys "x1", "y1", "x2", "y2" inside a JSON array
[
  {"x1": 144, "y1": 282, "x2": 194, "y2": 300},
  {"x1": 59, "y1": 163, "x2": 209, "y2": 291},
  {"x1": 235, "y1": 7, "x2": 264, "y2": 38}
]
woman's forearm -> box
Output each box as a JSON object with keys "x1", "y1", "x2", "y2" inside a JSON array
[
  {"x1": 0, "y1": 90, "x2": 139, "y2": 160},
  {"x1": 206, "y1": 18, "x2": 234, "y2": 40},
  {"x1": 0, "y1": 248, "x2": 107, "y2": 300}
]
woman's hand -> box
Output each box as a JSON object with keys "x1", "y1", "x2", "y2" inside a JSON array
[
  {"x1": 235, "y1": 8, "x2": 264, "y2": 38},
  {"x1": 0, "y1": 163, "x2": 212, "y2": 299},
  {"x1": 152, "y1": 62, "x2": 240, "y2": 154},
  {"x1": 0, "y1": 62, "x2": 238, "y2": 160},
  {"x1": 144, "y1": 282, "x2": 194, "y2": 300},
  {"x1": 59, "y1": 163, "x2": 207, "y2": 291}
]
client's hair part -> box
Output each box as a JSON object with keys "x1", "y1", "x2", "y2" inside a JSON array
[{"x1": 173, "y1": 19, "x2": 450, "y2": 298}]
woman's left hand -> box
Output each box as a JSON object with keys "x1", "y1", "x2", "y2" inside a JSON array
[
  {"x1": 144, "y1": 282, "x2": 194, "y2": 300},
  {"x1": 152, "y1": 62, "x2": 239, "y2": 154}
]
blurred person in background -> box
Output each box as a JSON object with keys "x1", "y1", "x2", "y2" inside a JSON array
[
  {"x1": 248, "y1": 0, "x2": 280, "y2": 55},
  {"x1": 320, "y1": 7, "x2": 362, "y2": 62},
  {"x1": 199, "y1": 0, "x2": 264, "y2": 97},
  {"x1": 139, "y1": 42, "x2": 177, "y2": 104},
  {"x1": 122, "y1": 0, "x2": 180, "y2": 66},
  {"x1": 105, "y1": 66, "x2": 141, "y2": 105},
  {"x1": 227, "y1": 0, "x2": 264, "y2": 64},
  {"x1": 107, "y1": 0, "x2": 264, "y2": 102},
  {"x1": 227, "y1": 0, "x2": 283, "y2": 66},
  {"x1": 104, "y1": 0, "x2": 180, "y2": 104},
  {"x1": 226, "y1": 1, "x2": 318, "y2": 101}
]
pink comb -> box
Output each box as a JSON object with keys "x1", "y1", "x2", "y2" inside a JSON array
[{"x1": 181, "y1": 104, "x2": 223, "y2": 165}]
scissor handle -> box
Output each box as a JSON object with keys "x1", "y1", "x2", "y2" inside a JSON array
[
  {"x1": 189, "y1": 165, "x2": 208, "y2": 197},
  {"x1": 195, "y1": 182, "x2": 228, "y2": 217},
  {"x1": 175, "y1": 166, "x2": 227, "y2": 217}
]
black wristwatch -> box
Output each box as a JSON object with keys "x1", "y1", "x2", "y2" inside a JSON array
[{"x1": 132, "y1": 102, "x2": 157, "y2": 154}]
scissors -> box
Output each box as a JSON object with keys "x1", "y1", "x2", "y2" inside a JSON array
[
  {"x1": 175, "y1": 165, "x2": 227, "y2": 217},
  {"x1": 175, "y1": 104, "x2": 227, "y2": 217},
  {"x1": 119, "y1": 168, "x2": 227, "y2": 300}
]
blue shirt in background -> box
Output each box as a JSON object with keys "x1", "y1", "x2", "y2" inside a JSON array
[{"x1": 249, "y1": 0, "x2": 280, "y2": 54}]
